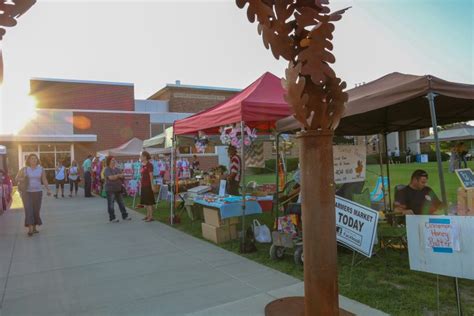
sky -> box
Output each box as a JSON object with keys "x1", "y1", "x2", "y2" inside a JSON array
[{"x1": 0, "y1": 0, "x2": 473, "y2": 133}]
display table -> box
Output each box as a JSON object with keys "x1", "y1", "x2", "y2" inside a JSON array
[{"x1": 193, "y1": 195, "x2": 263, "y2": 219}]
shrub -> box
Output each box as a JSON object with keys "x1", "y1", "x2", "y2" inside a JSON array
[
  {"x1": 424, "y1": 150, "x2": 450, "y2": 162},
  {"x1": 264, "y1": 158, "x2": 299, "y2": 172}
]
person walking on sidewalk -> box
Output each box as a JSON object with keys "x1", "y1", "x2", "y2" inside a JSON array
[
  {"x1": 82, "y1": 154, "x2": 93, "y2": 197},
  {"x1": 104, "y1": 156, "x2": 131, "y2": 223},
  {"x1": 140, "y1": 151, "x2": 157, "y2": 222},
  {"x1": 54, "y1": 161, "x2": 66, "y2": 198},
  {"x1": 15, "y1": 153, "x2": 52, "y2": 236},
  {"x1": 68, "y1": 160, "x2": 80, "y2": 197}
]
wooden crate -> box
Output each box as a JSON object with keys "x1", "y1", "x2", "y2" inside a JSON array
[{"x1": 457, "y1": 187, "x2": 474, "y2": 216}]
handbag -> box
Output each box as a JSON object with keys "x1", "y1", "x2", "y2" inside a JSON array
[
  {"x1": 17, "y1": 168, "x2": 29, "y2": 193},
  {"x1": 253, "y1": 219, "x2": 272, "y2": 243}
]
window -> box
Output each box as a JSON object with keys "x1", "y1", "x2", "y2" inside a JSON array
[{"x1": 21, "y1": 143, "x2": 73, "y2": 183}]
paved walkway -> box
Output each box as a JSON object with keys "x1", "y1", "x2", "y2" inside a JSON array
[{"x1": 0, "y1": 190, "x2": 388, "y2": 316}]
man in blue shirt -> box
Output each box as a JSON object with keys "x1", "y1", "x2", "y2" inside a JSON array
[{"x1": 82, "y1": 154, "x2": 93, "y2": 197}]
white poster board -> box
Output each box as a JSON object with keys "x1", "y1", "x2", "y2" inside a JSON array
[
  {"x1": 219, "y1": 180, "x2": 227, "y2": 197},
  {"x1": 407, "y1": 215, "x2": 474, "y2": 280},
  {"x1": 333, "y1": 145, "x2": 366, "y2": 184},
  {"x1": 335, "y1": 196, "x2": 379, "y2": 257}
]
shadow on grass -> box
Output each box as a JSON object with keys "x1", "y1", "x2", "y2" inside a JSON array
[{"x1": 124, "y1": 196, "x2": 474, "y2": 316}]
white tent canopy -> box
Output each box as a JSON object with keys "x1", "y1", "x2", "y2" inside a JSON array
[
  {"x1": 143, "y1": 127, "x2": 174, "y2": 148},
  {"x1": 416, "y1": 126, "x2": 474, "y2": 143},
  {"x1": 98, "y1": 137, "x2": 164, "y2": 157}
]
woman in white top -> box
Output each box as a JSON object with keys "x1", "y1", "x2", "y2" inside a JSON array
[
  {"x1": 68, "y1": 160, "x2": 80, "y2": 197},
  {"x1": 54, "y1": 161, "x2": 66, "y2": 198},
  {"x1": 15, "y1": 154, "x2": 52, "y2": 236}
]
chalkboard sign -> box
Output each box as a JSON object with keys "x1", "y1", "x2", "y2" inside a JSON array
[{"x1": 455, "y1": 169, "x2": 474, "y2": 189}]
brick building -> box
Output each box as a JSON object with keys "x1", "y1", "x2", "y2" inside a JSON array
[
  {"x1": 0, "y1": 78, "x2": 240, "y2": 181},
  {"x1": 147, "y1": 81, "x2": 240, "y2": 170}
]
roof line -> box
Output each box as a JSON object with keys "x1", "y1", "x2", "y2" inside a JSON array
[
  {"x1": 148, "y1": 83, "x2": 241, "y2": 100},
  {"x1": 30, "y1": 77, "x2": 134, "y2": 87},
  {"x1": 35, "y1": 108, "x2": 193, "y2": 115}
]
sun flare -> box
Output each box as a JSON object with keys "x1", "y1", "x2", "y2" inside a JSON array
[{"x1": 0, "y1": 86, "x2": 38, "y2": 135}]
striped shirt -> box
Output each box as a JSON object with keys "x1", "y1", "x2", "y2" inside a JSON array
[{"x1": 229, "y1": 154, "x2": 241, "y2": 182}]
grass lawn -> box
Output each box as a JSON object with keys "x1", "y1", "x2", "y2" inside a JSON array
[{"x1": 125, "y1": 161, "x2": 474, "y2": 316}]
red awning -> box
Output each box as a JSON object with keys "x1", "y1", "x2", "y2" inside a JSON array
[{"x1": 174, "y1": 72, "x2": 291, "y2": 135}]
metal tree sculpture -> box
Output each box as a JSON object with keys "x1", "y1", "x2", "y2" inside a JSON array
[
  {"x1": 0, "y1": 0, "x2": 36, "y2": 83},
  {"x1": 237, "y1": 1, "x2": 349, "y2": 315}
]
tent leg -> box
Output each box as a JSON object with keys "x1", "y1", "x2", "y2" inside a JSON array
[
  {"x1": 240, "y1": 122, "x2": 247, "y2": 251},
  {"x1": 377, "y1": 135, "x2": 387, "y2": 212},
  {"x1": 384, "y1": 133, "x2": 392, "y2": 211},
  {"x1": 427, "y1": 91, "x2": 462, "y2": 316},
  {"x1": 170, "y1": 135, "x2": 176, "y2": 225},
  {"x1": 275, "y1": 132, "x2": 281, "y2": 217},
  {"x1": 427, "y1": 92, "x2": 448, "y2": 207}
]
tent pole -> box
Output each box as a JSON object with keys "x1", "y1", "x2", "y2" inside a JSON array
[
  {"x1": 240, "y1": 121, "x2": 247, "y2": 249},
  {"x1": 427, "y1": 91, "x2": 462, "y2": 316},
  {"x1": 170, "y1": 134, "x2": 176, "y2": 225},
  {"x1": 377, "y1": 135, "x2": 387, "y2": 212},
  {"x1": 383, "y1": 133, "x2": 392, "y2": 211},
  {"x1": 275, "y1": 132, "x2": 281, "y2": 216},
  {"x1": 427, "y1": 92, "x2": 448, "y2": 208}
]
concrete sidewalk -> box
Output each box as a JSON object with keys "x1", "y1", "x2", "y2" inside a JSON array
[{"x1": 0, "y1": 190, "x2": 388, "y2": 316}]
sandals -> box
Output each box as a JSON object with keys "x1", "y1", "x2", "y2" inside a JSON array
[
  {"x1": 27, "y1": 231, "x2": 33, "y2": 237},
  {"x1": 33, "y1": 230, "x2": 39, "y2": 234},
  {"x1": 144, "y1": 218, "x2": 154, "y2": 222}
]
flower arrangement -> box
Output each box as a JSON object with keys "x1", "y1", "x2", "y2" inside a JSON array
[{"x1": 220, "y1": 125, "x2": 257, "y2": 149}]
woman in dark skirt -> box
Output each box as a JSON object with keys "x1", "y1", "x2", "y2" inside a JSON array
[{"x1": 140, "y1": 151, "x2": 156, "y2": 222}]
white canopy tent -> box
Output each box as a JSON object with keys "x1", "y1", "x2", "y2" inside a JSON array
[
  {"x1": 416, "y1": 126, "x2": 474, "y2": 143},
  {"x1": 98, "y1": 137, "x2": 163, "y2": 157}
]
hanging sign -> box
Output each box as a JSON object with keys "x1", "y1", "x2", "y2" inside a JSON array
[
  {"x1": 333, "y1": 145, "x2": 366, "y2": 184},
  {"x1": 335, "y1": 196, "x2": 379, "y2": 257}
]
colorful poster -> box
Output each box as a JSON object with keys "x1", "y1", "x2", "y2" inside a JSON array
[{"x1": 333, "y1": 145, "x2": 366, "y2": 184}]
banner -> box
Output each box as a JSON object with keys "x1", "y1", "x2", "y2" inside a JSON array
[
  {"x1": 335, "y1": 196, "x2": 379, "y2": 257},
  {"x1": 333, "y1": 145, "x2": 366, "y2": 184}
]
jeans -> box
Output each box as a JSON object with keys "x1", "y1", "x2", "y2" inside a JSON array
[
  {"x1": 106, "y1": 191, "x2": 129, "y2": 221},
  {"x1": 84, "y1": 171, "x2": 92, "y2": 197},
  {"x1": 70, "y1": 179, "x2": 79, "y2": 194}
]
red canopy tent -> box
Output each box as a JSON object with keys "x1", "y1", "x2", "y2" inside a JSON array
[
  {"x1": 171, "y1": 72, "x2": 291, "y2": 231},
  {"x1": 173, "y1": 72, "x2": 291, "y2": 135}
]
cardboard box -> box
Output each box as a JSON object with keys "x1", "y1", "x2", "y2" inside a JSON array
[
  {"x1": 202, "y1": 222, "x2": 231, "y2": 244},
  {"x1": 203, "y1": 207, "x2": 222, "y2": 227},
  {"x1": 203, "y1": 207, "x2": 240, "y2": 227}
]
